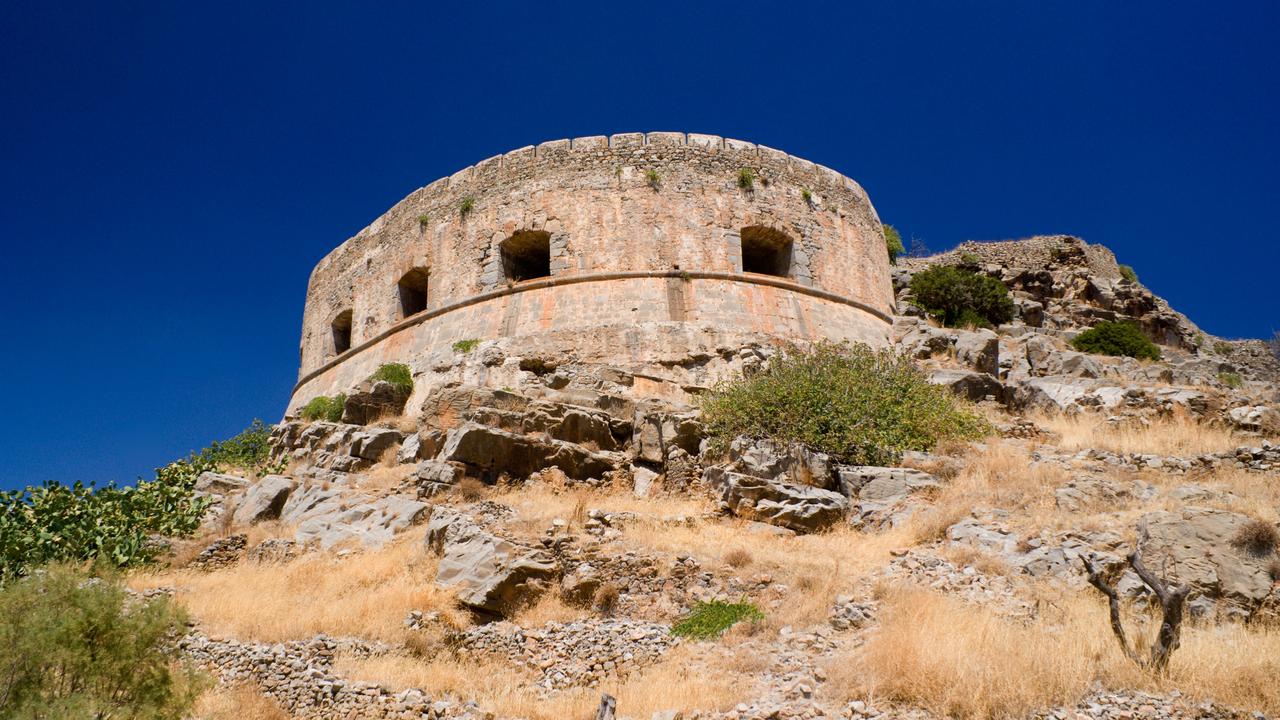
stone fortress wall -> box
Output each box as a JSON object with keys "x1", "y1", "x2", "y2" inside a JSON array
[{"x1": 287, "y1": 132, "x2": 895, "y2": 416}]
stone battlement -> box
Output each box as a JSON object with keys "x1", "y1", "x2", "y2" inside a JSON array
[{"x1": 289, "y1": 133, "x2": 894, "y2": 416}]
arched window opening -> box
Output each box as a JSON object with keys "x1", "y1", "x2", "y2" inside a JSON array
[
  {"x1": 501, "y1": 230, "x2": 551, "y2": 282},
  {"x1": 331, "y1": 309, "x2": 353, "y2": 355},
  {"x1": 397, "y1": 267, "x2": 430, "y2": 319},
  {"x1": 740, "y1": 226, "x2": 793, "y2": 278}
]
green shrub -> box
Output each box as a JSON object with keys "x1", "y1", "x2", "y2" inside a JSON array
[
  {"x1": 670, "y1": 600, "x2": 764, "y2": 639},
  {"x1": 300, "y1": 395, "x2": 345, "y2": 422},
  {"x1": 645, "y1": 168, "x2": 661, "y2": 190},
  {"x1": 1071, "y1": 321, "x2": 1161, "y2": 361},
  {"x1": 1213, "y1": 340, "x2": 1233, "y2": 355},
  {"x1": 452, "y1": 338, "x2": 480, "y2": 354},
  {"x1": 459, "y1": 196, "x2": 475, "y2": 217},
  {"x1": 801, "y1": 188, "x2": 813, "y2": 205},
  {"x1": 959, "y1": 251, "x2": 980, "y2": 266},
  {"x1": 198, "y1": 419, "x2": 274, "y2": 472},
  {"x1": 883, "y1": 224, "x2": 904, "y2": 264},
  {"x1": 908, "y1": 265, "x2": 1016, "y2": 328},
  {"x1": 1118, "y1": 264, "x2": 1138, "y2": 283},
  {"x1": 737, "y1": 167, "x2": 756, "y2": 189},
  {"x1": 417, "y1": 213, "x2": 429, "y2": 228},
  {"x1": 0, "y1": 471, "x2": 210, "y2": 581},
  {"x1": 1218, "y1": 372, "x2": 1243, "y2": 389},
  {"x1": 0, "y1": 564, "x2": 200, "y2": 717},
  {"x1": 369, "y1": 362, "x2": 414, "y2": 394},
  {"x1": 700, "y1": 342, "x2": 990, "y2": 466}
]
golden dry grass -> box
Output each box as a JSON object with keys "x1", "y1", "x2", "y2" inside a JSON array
[
  {"x1": 828, "y1": 587, "x2": 1280, "y2": 718},
  {"x1": 130, "y1": 528, "x2": 464, "y2": 643},
  {"x1": 1035, "y1": 410, "x2": 1249, "y2": 456},
  {"x1": 906, "y1": 441, "x2": 1070, "y2": 541},
  {"x1": 192, "y1": 683, "x2": 290, "y2": 720},
  {"x1": 621, "y1": 517, "x2": 912, "y2": 627},
  {"x1": 333, "y1": 646, "x2": 752, "y2": 719}
]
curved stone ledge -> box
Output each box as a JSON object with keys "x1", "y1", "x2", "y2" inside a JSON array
[{"x1": 292, "y1": 270, "x2": 893, "y2": 397}]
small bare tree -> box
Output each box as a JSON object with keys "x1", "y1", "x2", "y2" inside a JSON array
[
  {"x1": 1269, "y1": 330, "x2": 1280, "y2": 362},
  {"x1": 1081, "y1": 534, "x2": 1191, "y2": 674}
]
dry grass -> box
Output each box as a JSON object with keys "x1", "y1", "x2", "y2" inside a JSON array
[
  {"x1": 1034, "y1": 410, "x2": 1248, "y2": 456},
  {"x1": 511, "y1": 592, "x2": 585, "y2": 625},
  {"x1": 192, "y1": 683, "x2": 290, "y2": 720},
  {"x1": 828, "y1": 587, "x2": 1280, "y2": 718},
  {"x1": 621, "y1": 517, "x2": 910, "y2": 628},
  {"x1": 454, "y1": 477, "x2": 488, "y2": 501},
  {"x1": 130, "y1": 528, "x2": 464, "y2": 643},
  {"x1": 1232, "y1": 519, "x2": 1280, "y2": 556},
  {"x1": 723, "y1": 547, "x2": 753, "y2": 568},
  {"x1": 357, "y1": 462, "x2": 415, "y2": 493},
  {"x1": 907, "y1": 442, "x2": 1070, "y2": 541},
  {"x1": 493, "y1": 481, "x2": 710, "y2": 539},
  {"x1": 333, "y1": 645, "x2": 751, "y2": 719}
]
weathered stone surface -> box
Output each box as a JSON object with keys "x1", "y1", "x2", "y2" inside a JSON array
[
  {"x1": 953, "y1": 328, "x2": 999, "y2": 374},
  {"x1": 1134, "y1": 508, "x2": 1278, "y2": 619},
  {"x1": 294, "y1": 494, "x2": 428, "y2": 549},
  {"x1": 837, "y1": 465, "x2": 939, "y2": 529},
  {"x1": 425, "y1": 508, "x2": 559, "y2": 616},
  {"x1": 727, "y1": 436, "x2": 833, "y2": 488},
  {"x1": 232, "y1": 475, "x2": 295, "y2": 525},
  {"x1": 705, "y1": 467, "x2": 848, "y2": 533},
  {"x1": 928, "y1": 368, "x2": 1006, "y2": 402},
  {"x1": 342, "y1": 379, "x2": 411, "y2": 425},
  {"x1": 349, "y1": 428, "x2": 404, "y2": 461},
  {"x1": 439, "y1": 421, "x2": 620, "y2": 480},
  {"x1": 194, "y1": 471, "x2": 249, "y2": 495},
  {"x1": 410, "y1": 459, "x2": 461, "y2": 497}
]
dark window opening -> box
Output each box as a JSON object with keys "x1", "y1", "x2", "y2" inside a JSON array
[
  {"x1": 397, "y1": 267, "x2": 430, "y2": 318},
  {"x1": 331, "y1": 309, "x2": 353, "y2": 355},
  {"x1": 740, "y1": 226, "x2": 793, "y2": 278},
  {"x1": 501, "y1": 230, "x2": 552, "y2": 282}
]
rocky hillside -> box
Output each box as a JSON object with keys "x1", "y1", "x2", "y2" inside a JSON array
[{"x1": 127, "y1": 236, "x2": 1279, "y2": 720}]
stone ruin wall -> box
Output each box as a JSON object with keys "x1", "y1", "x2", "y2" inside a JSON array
[{"x1": 288, "y1": 132, "x2": 895, "y2": 416}]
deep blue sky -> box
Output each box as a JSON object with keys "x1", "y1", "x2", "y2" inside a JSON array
[{"x1": 2, "y1": 1, "x2": 1277, "y2": 490}]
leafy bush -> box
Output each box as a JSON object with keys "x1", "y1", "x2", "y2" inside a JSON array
[
  {"x1": 198, "y1": 419, "x2": 274, "y2": 472},
  {"x1": 883, "y1": 224, "x2": 904, "y2": 264},
  {"x1": 459, "y1": 196, "x2": 475, "y2": 217},
  {"x1": 0, "y1": 564, "x2": 200, "y2": 717},
  {"x1": 801, "y1": 188, "x2": 813, "y2": 206},
  {"x1": 300, "y1": 394, "x2": 345, "y2": 422},
  {"x1": 417, "y1": 213, "x2": 429, "y2": 228},
  {"x1": 369, "y1": 363, "x2": 413, "y2": 394},
  {"x1": 1213, "y1": 340, "x2": 1233, "y2": 355},
  {"x1": 737, "y1": 167, "x2": 756, "y2": 189},
  {"x1": 1219, "y1": 372, "x2": 1243, "y2": 389},
  {"x1": 671, "y1": 600, "x2": 764, "y2": 639},
  {"x1": 0, "y1": 475, "x2": 210, "y2": 581},
  {"x1": 645, "y1": 168, "x2": 661, "y2": 190},
  {"x1": 700, "y1": 342, "x2": 990, "y2": 466},
  {"x1": 1118, "y1": 264, "x2": 1138, "y2": 283},
  {"x1": 1070, "y1": 321, "x2": 1161, "y2": 361},
  {"x1": 908, "y1": 265, "x2": 1015, "y2": 328},
  {"x1": 452, "y1": 338, "x2": 480, "y2": 354}
]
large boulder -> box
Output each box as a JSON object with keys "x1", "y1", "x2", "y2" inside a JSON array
[
  {"x1": 343, "y1": 379, "x2": 411, "y2": 425},
  {"x1": 705, "y1": 467, "x2": 848, "y2": 533},
  {"x1": 195, "y1": 471, "x2": 249, "y2": 495},
  {"x1": 1134, "y1": 508, "x2": 1278, "y2": 620},
  {"x1": 232, "y1": 475, "x2": 296, "y2": 525},
  {"x1": 953, "y1": 328, "x2": 999, "y2": 374},
  {"x1": 928, "y1": 369, "x2": 1006, "y2": 403},
  {"x1": 350, "y1": 428, "x2": 405, "y2": 461},
  {"x1": 439, "y1": 422, "x2": 621, "y2": 480},
  {"x1": 294, "y1": 495, "x2": 428, "y2": 549},
  {"x1": 837, "y1": 466, "x2": 940, "y2": 530},
  {"x1": 425, "y1": 508, "x2": 559, "y2": 616},
  {"x1": 726, "y1": 436, "x2": 833, "y2": 489}
]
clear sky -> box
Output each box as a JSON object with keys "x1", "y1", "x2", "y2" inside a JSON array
[{"x1": 2, "y1": 1, "x2": 1277, "y2": 490}]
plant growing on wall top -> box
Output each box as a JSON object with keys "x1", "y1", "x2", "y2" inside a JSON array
[
  {"x1": 459, "y1": 196, "x2": 475, "y2": 217},
  {"x1": 369, "y1": 363, "x2": 413, "y2": 394},
  {"x1": 1118, "y1": 264, "x2": 1138, "y2": 283},
  {"x1": 737, "y1": 167, "x2": 756, "y2": 190}
]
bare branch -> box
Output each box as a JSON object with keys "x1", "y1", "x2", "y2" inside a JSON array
[{"x1": 1081, "y1": 555, "x2": 1140, "y2": 664}]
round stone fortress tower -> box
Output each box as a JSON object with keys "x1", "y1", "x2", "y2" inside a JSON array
[{"x1": 288, "y1": 132, "x2": 894, "y2": 416}]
